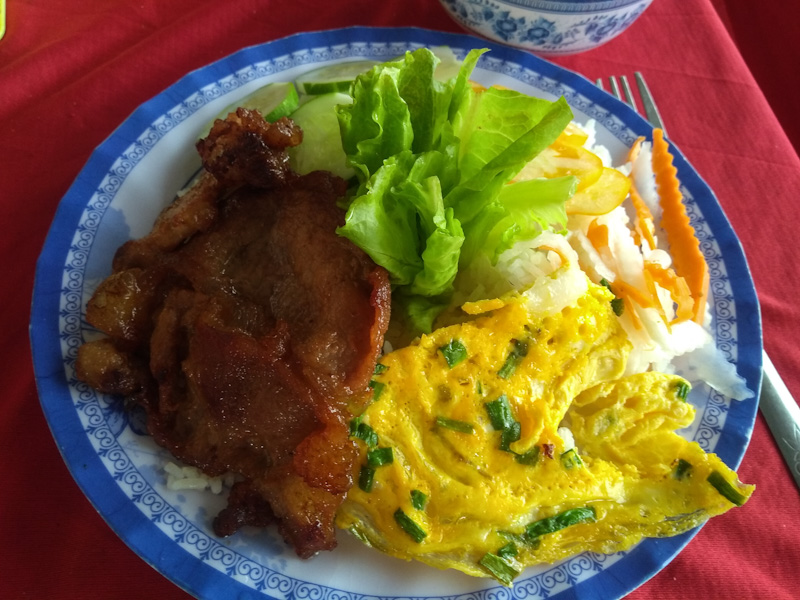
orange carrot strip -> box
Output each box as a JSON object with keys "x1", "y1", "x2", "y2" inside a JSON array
[
  {"x1": 627, "y1": 136, "x2": 645, "y2": 164},
  {"x1": 612, "y1": 278, "x2": 655, "y2": 309},
  {"x1": 630, "y1": 227, "x2": 642, "y2": 247},
  {"x1": 644, "y1": 261, "x2": 695, "y2": 323},
  {"x1": 605, "y1": 275, "x2": 646, "y2": 330},
  {"x1": 537, "y1": 244, "x2": 571, "y2": 267},
  {"x1": 623, "y1": 296, "x2": 644, "y2": 330},
  {"x1": 630, "y1": 185, "x2": 658, "y2": 251},
  {"x1": 586, "y1": 219, "x2": 609, "y2": 251},
  {"x1": 642, "y1": 267, "x2": 670, "y2": 327},
  {"x1": 651, "y1": 129, "x2": 710, "y2": 324},
  {"x1": 670, "y1": 276, "x2": 694, "y2": 323}
]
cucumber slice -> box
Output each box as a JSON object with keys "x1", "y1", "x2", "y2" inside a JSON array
[
  {"x1": 293, "y1": 48, "x2": 459, "y2": 99},
  {"x1": 239, "y1": 81, "x2": 299, "y2": 121},
  {"x1": 287, "y1": 92, "x2": 354, "y2": 180},
  {"x1": 295, "y1": 60, "x2": 378, "y2": 96},
  {"x1": 199, "y1": 81, "x2": 299, "y2": 137}
]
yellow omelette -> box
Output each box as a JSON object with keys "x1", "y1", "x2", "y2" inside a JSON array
[{"x1": 336, "y1": 281, "x2": 752, "y2": 585}]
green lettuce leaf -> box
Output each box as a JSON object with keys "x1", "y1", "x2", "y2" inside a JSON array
[
  {"x1": 397, "y1": 294, "x2": 450, "y2": 337},
  {"x1": 460, "y1": 176, "x2": 576, "y2": 268},
  {"x1": 336, "y1": 152, "x2": 423, "y2": 285},
  {"x1": 446, "y1": 94, "x2": 573, "y2": 224},
  {"x1": 335, "y1": 47, "x2": 574, "y2": 334}
]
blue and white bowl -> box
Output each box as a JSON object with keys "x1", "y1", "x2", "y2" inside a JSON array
[{"x1": 438, "y1": 0, "x2": 655, "y2": 55}]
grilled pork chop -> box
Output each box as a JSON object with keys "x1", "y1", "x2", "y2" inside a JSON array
[{"x1": 75, "y1": 108, "x2": 391, "y2": 557}]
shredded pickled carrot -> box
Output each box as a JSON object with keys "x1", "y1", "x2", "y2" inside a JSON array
[
  {"x1": 623, "y1": 296, "x2": 644, "y2": 330},
  {"x1": 651, "y1": 129, "x2": 709, "y2": 324},
  {"x1": 627, "y1": 136, "x2": 645, "y2": 164},
  {"x1": 630, "y1": 185, "x2": 658, "y2": 251},
  {"x1": 644, "y1": 261, "x2": 694, "y2": 323},
  {"x1": 586, "y1": 219, "x2": 609, "y2": 251},
  {"x1": 642, "y1": 267, "x2": 669, "y2": 326},
  {"x1": 630, "y1": 227, "x2": 642, "y2": 247},
  {"x1": 611, "y1": 278, "x2": 654, "y2": 309},
  {"x1": 538, "y1": 244, "x2": 570, "y2": 267}
]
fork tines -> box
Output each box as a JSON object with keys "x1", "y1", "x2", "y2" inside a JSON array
[{"x1": 597, "y1": 72, "x2": 667, "y2": 136}]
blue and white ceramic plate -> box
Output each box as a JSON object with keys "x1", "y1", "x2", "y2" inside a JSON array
[{"x1": 30, "y1": 27, "x2": 761, "y2": 600}]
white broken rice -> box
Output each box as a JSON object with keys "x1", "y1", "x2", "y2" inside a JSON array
[{"x1": 164, "y1": 461, "x2": 236, "y2": 495}]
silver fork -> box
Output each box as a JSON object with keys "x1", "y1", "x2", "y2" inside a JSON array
[
  {"x1": 599, "y1": 72, "x2": 800, "y2": 490},
  {"x1": 597, "y1": 73, "x2": 667, "y2": 135}
]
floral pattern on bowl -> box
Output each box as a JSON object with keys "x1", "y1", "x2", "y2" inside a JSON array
[{"x1": 439, "y1": 0, "x2": 654, "y2": 55}]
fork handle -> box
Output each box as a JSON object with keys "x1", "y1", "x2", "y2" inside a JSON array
[{"x1": 759, "y1": 350, "x2": 800, "y2": 488}]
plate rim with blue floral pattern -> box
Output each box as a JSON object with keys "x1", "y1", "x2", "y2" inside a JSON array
[{"x1": 30, "y1": 26, "x2": 762, "y2": 600}]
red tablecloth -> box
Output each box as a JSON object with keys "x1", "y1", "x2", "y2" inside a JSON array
[
  {"x1": 709, "y1": 0, "x2": 800, "y2": 155},
  {"x1": 2, "y1": 0, "x2": 799, "y2": 598}
]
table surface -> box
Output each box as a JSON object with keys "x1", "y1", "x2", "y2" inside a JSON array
[{"x1": 2, "y1": 0, "x2": 799, "y2": 598}]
